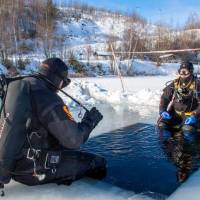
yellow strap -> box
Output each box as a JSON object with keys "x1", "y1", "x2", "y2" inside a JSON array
[
  {"x1": 174, "y1": 78, "x2": 196, "y2": 91},
  {"x1": 189, "y1": 82, "x2": 195, "y2": 90},
  {"x1": 175, "y1": 110, "x2": 193, "y2": 116}
]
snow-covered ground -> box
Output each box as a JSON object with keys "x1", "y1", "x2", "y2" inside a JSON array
[
  {"x1": 60, "y1": 74, "x2": 174, "y2": 135},
  {"x1": 60, "y1": 61, "x2": 186, "y2": 111}
]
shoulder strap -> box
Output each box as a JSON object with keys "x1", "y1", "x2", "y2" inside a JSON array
[
  {"x1": 29, "y1": 83, "x2": 37, "y2": 118},
  {"x1": 23, "y1": 80, "x2": 36, "y2": 132},
  {"x1": 26, "y1": 80, "x2": 48, "y2": 137},
  {"x1": 173, "y1": 78, "x2": 180, "y2": 90}
]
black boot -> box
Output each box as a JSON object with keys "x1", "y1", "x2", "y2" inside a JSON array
[
  {"x1": 86, "y1": 156, "x2": 107, "y2": 180},
  {"x1": 55, "y1": 177, "x2": 73, "y2": 186},
  {"x1": 86, "y1": 166, "x2": 107, "y2": 180}
]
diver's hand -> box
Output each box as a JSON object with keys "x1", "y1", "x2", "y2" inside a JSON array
[
  {"x1": 160, "y1": 111, "x2": 172, "y2": 120},
  {"x1": 82, "y1": 107, "x2": 103, "y2": 129},
  {"x1": 184, "y1": 116, "x2": 197, "y2": 125}
]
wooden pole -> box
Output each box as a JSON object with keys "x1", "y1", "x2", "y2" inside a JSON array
[{"x1": 110, "y1": 44, "x2": 125, "y2": 92}]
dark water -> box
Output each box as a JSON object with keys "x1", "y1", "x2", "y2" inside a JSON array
[{"x1": 83, "y1": 123, "x2": 200, "y2": 197}]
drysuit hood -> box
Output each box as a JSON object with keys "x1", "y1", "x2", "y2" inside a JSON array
[
  {"x1": 179, "y1": 61, "x2": 194, "y2": 74},
  {"x1": 38, "y1": 58, "x2": 70, "y2": 90},
  {"x1": 178, "y1": 61, "x2": 194, "y2": 84}
]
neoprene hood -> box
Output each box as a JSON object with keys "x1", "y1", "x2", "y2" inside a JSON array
[{"x1": 39, "y1": 58, "x2": 70, "y2": 89}]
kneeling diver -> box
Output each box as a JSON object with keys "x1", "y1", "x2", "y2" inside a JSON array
[{"x1": 0, "y1": 58, "x2": 106, "y2": 191}]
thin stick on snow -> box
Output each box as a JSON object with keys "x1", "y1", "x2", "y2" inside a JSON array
[{"x1": 110, "y1": 44, "x2": 125, "y2": 92}]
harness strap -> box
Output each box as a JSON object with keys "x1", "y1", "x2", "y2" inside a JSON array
[
  {"x1": 174, "y1": 78, "x2": 196, "y2": 91},
  {"x1": 173, "y1": 77, "x2": 197, "y2": 107},
  {"x1": 25, "y1": 82, "x2": 47, "y2": 180},
  {"x1": 23, "y1": 148, "x2": 61, "y2": 175},
  {"x1": 175, "y1": 110, "x2": 193, "y2": 116}
]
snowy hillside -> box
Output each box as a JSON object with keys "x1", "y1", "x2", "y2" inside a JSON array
[
  {"x1": 55, "y1": 7, "x2": 158, "y2": 59},
  {"x1": 57, "y1": 7, "x2": 156, "y2": 46}
]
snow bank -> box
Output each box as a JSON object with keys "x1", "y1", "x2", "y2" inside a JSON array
[
  {"x1": 60, "y1": 78, "x2": 161, "y2": 114},
  {"x1": 129, "y1": 60, "x2": 179, "y2": 75},
  {"x1": 19, "y1": 59, "x2": 200, "y2": 77},
  {"x1": 72, "y1": 58, "x2": 200, "y2": 77},
  {"x1": 119, "y1": 60, "x2": 200, "y2": 76},
  {"x1": 59, "y1": 76, "x2": 171, "y2": 135}
]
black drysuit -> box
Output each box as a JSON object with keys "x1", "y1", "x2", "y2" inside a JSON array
[
  {"x1": 2, "y1": 77, "x2": 106, "y2": 186},
  {"x1": 159, "y1": 77, "x2": 200, "y2": 127}
]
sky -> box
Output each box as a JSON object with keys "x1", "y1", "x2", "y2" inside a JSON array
[{"x1": 54, "y1": 0, "x2": 200, "y2": 27}]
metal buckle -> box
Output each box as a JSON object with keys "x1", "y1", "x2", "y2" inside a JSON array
[
  {"x1": 26, "y1": 148, "x2": 41, "y2": 160},
  {"x1": 29, "y1": 131, "x2": 41, "y2": 139},
  {"x1": 44, "y1": 153, "x2": 50, "y2": 169},
  {"x1": 44, "y1": 153, "x2": 60, "y2": 171},
  {"x1": 51, "y1": 168, "x2": 57, "y2": 174}
]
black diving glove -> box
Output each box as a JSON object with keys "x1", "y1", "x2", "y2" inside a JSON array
[{"x1": 81, "y1": 107, "x2": 103, "y2": 129}]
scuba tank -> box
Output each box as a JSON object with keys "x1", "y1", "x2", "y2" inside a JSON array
[{"x1": 0, "y1": 76, "x2": 32, "y2": 184}]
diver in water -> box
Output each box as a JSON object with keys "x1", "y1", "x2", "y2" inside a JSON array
[
  {"x1": 159, "y1": 130, "x2": 200, "y2": 183},
  {"x1": 0, "y1": 58, "x2": 106, "y2": 189},
  {"x1": 158, "y1": 61, "x2": 200, "y2": 137}
]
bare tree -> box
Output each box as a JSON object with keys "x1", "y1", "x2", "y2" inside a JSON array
[
  {"x1": 86, "y1": 45, "x2": 92, "y2": 66},
  {"x1": 185, "y1": 12, "x2": 200, "y2": 30}
]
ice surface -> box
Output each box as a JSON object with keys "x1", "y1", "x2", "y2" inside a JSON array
[
  {"x1": 3, "y1": 179, "x2": 156, "y2": 200},
  {"x1": 167, "y1": 169, "x2": 200, "y2": 200}
]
